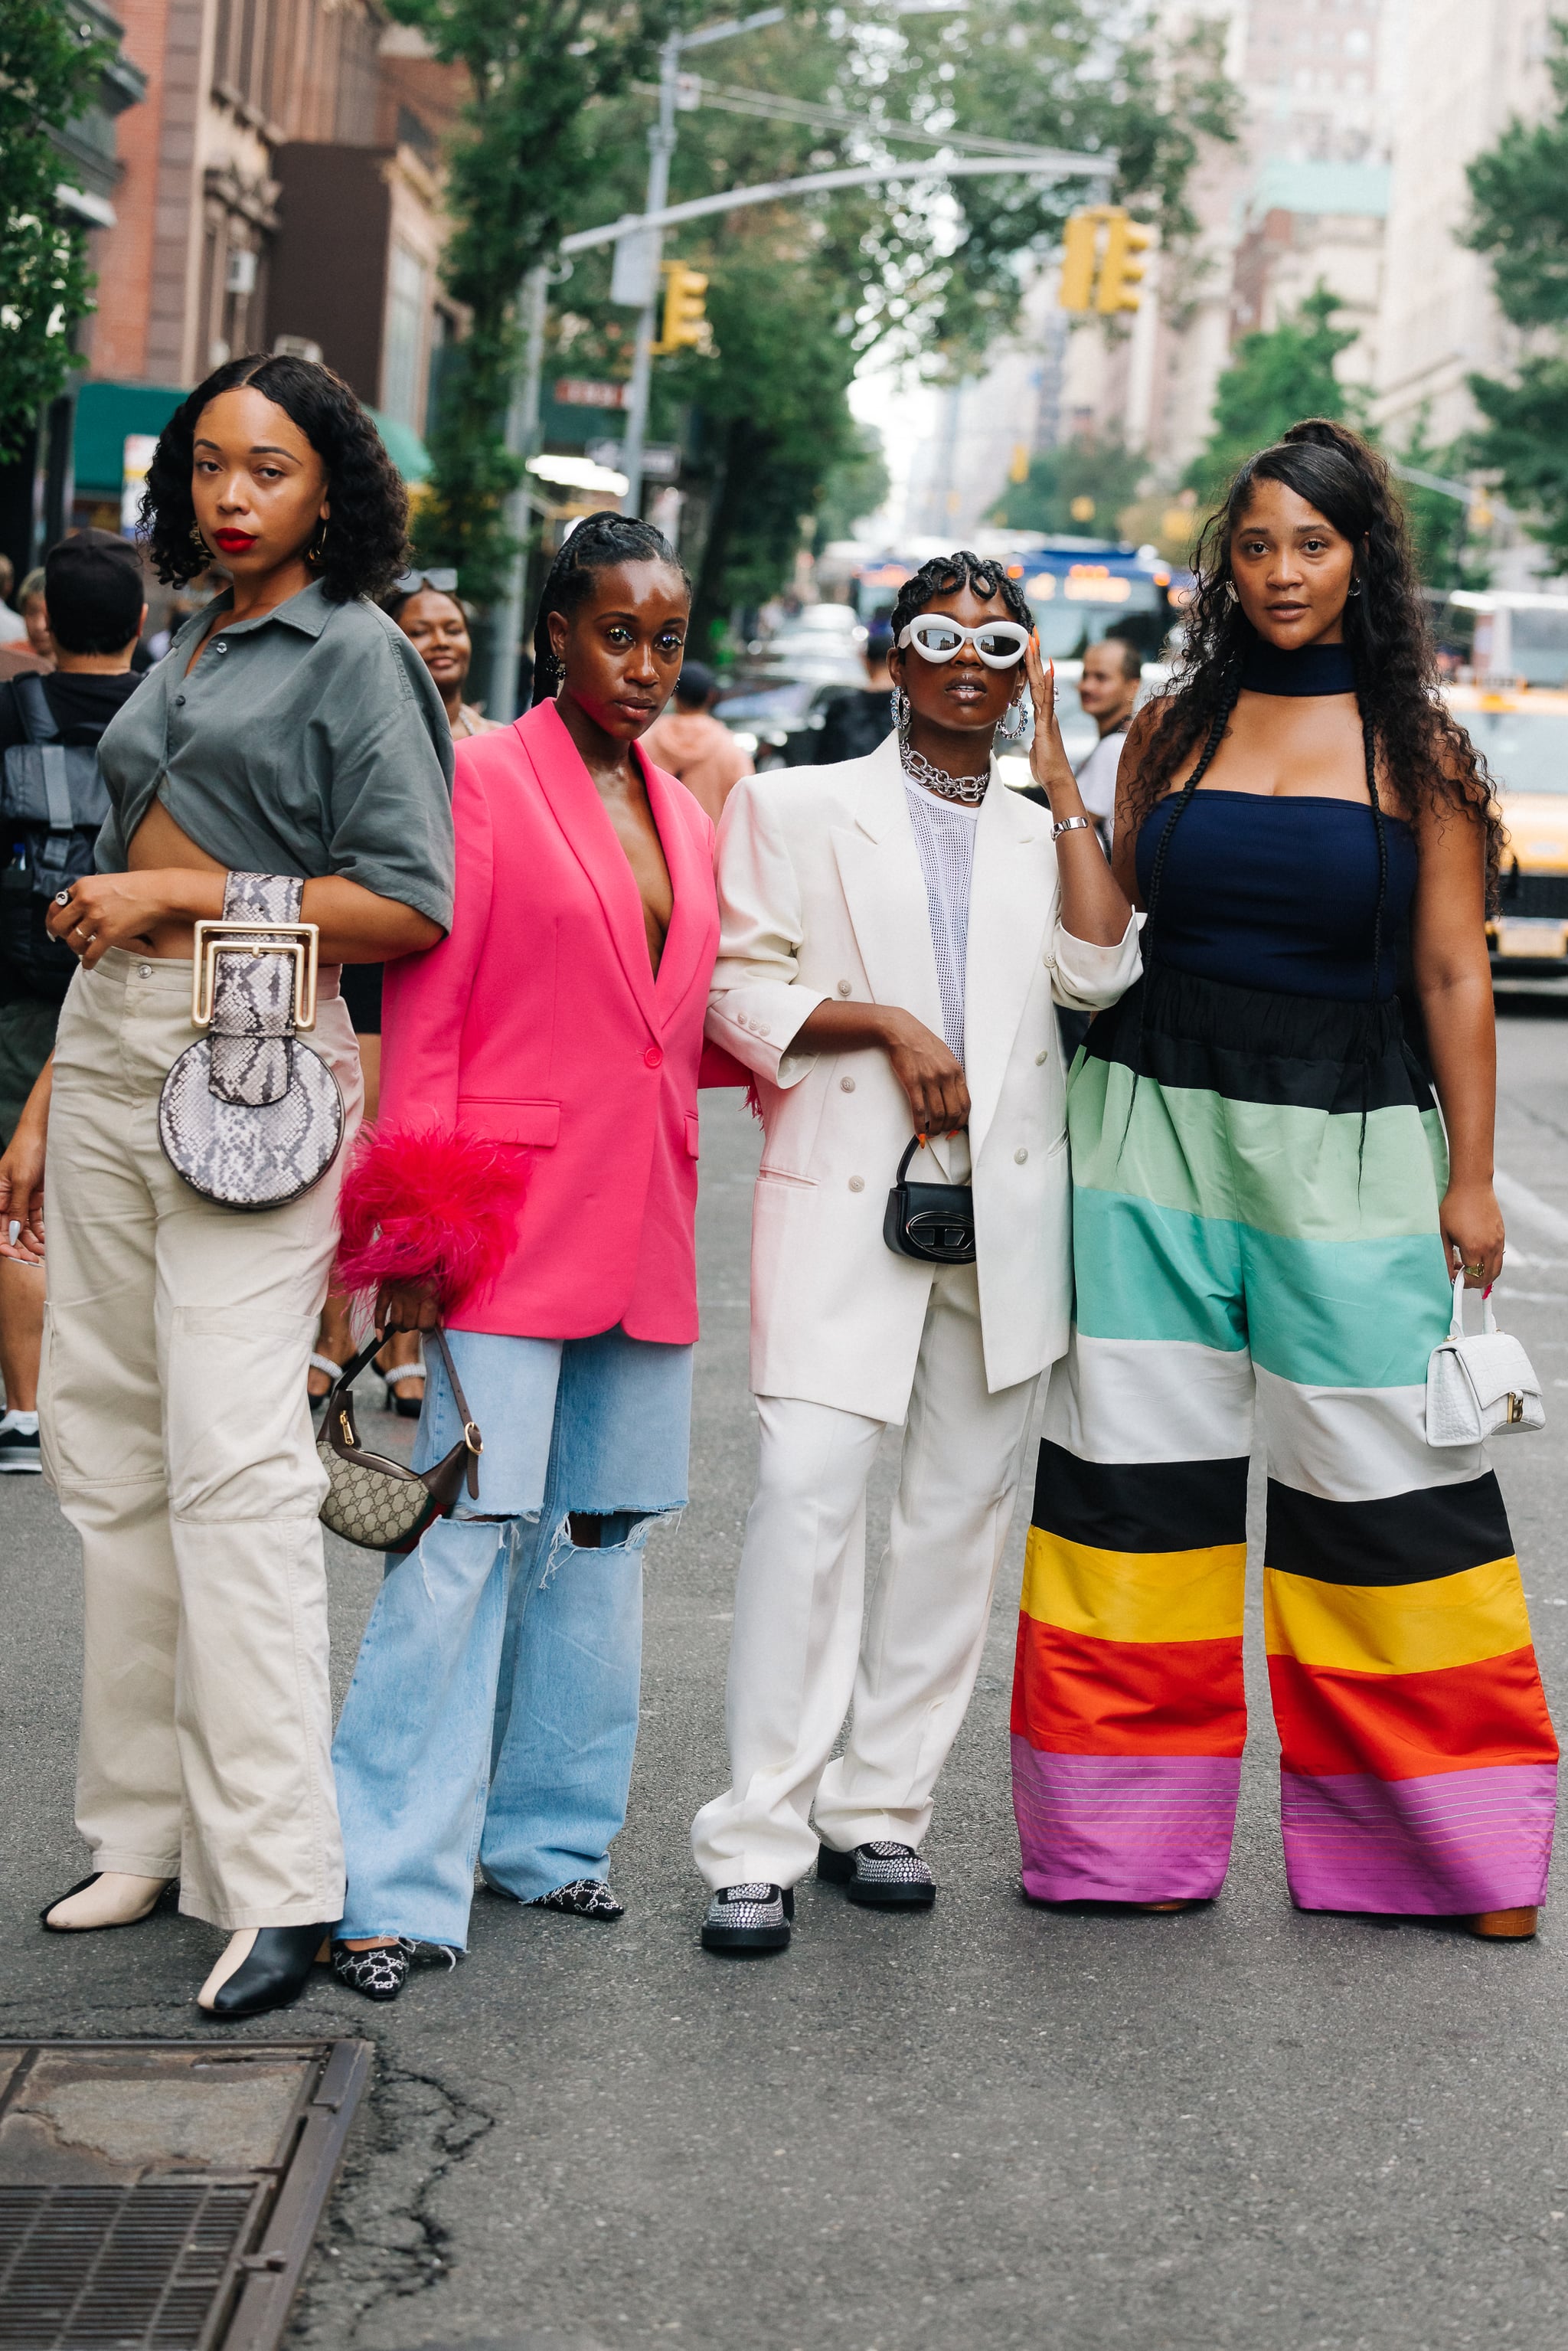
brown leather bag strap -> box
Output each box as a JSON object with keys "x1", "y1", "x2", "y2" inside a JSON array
[{"x1": 425, "y1": 1326, "x2": 482, "y2": 1498}]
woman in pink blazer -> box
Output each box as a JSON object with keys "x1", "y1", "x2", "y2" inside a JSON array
[{"x1": 325, "y1": 514, "x2": 724, "y2": 1997}]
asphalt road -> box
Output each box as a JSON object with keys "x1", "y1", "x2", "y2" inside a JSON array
[{"x1": 4, "y1": 1002, "x2": 1568, "y2": 2351}]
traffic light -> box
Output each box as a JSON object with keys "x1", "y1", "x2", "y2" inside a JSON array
[
  {"x1": 1058, "y1": 210, "x2": 1099, "y2": 312},
  {"x1": 652, "y1": 260, "x2": 710, "y2": 355},
  {"x1": 1057, "y1": 207, "x2": 1152, "y2": 314},
  {"x1": 1097, "y1": 211, "x2": 1151, "y2": 314}
]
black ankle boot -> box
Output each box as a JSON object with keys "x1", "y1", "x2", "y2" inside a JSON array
[{"x1": 200, "y1": 1924, "x2": 329, "y2": 2019}]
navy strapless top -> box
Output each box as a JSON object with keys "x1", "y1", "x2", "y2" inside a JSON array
[{"x1": 1135, "y1": 791, "x2": 1417, "y2": 1001}]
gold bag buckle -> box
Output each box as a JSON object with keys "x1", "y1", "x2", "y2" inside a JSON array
[
  {"x1": 191, "y1": 918, "x2": 320, "y2": 1032},
  {"x1": 1508, "y1": 1392, "x2": 1524, "y2": 1425}
]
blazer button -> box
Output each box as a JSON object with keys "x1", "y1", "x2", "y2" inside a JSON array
[
  {"x1": 836, "y1": 979, "x2": 852, "y2": 997},
  {"x1": 645, "y1": 1045, "x2": 663, "y2": 1068},
  {"x1": 840, "y1": 1075, "x2": 855, "y2": 1092},
  {"x1": 1014, "y1": 1146, "x2": 1029, "y2": 1164},
  {"x1": 848, "y1": 1175, "x2": 864, "y2": 1192},
  {"x1": 1035, "y1": 1048, "x2": 1048, "y2": 1066}
]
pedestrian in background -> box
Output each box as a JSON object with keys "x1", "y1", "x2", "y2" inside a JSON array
[
  {"x1": 641, "y1": 657, "x2": 753, "y2": 823},
  {"x1": 815, "y1": 608, "x2": 897, "y2": 765},
  {"x1": 692, "y1": 551, "x2": 1140, "y2": 1954},
  {"x1": 326, "y1": 513, "x2": 725, "y2": 2001},
  {"x1": 0, "y1": 533, "x2": 147, "y2": 1474},
  {"x1": 6, "y1": 352, "x2": 454, "y2": 2021},
  {"x1": 308, "y1": 567, "x2": 497, "y2": 1416},
  {"x1": 1012, "y1": 419, "x2": 1557, "y2": 1940},
  {"x1": 0, "y1": 555, "x2": 27, "y2": 645},
  {"x1": 18, "y1": 571, "x2": 53, "y2": 664}
]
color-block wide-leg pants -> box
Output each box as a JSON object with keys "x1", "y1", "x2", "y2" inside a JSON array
[{"x1": 1011, "y1": 968, "x2": 1558, "y2": 1916}]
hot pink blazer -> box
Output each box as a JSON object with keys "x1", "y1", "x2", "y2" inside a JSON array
[{"x1": 342, "y1": 699, "x2": 724, "y2": 1343}]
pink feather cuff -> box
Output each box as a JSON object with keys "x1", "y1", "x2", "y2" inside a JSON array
[{"x1": 335, "y1": 1123, "x2": 527, "y2": 1310}]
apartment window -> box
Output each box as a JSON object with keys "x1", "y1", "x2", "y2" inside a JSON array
[{"x1": 382, "y1": 244, "x2": 429, "y2": 430}]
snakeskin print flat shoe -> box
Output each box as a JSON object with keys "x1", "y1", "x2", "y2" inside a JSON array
[{"x1": 528, "y1": 1879, "x2": 626, "y2": 1921}]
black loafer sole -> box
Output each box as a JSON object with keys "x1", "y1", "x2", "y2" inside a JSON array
[
  {"x1": 844, "y1": 1879, "x2": 936, "y2": 1909},
  {"x1": 701, "y1": 1921, "x2": 791, "y2": 1954}
]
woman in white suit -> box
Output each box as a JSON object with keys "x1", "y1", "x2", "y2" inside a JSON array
[{"x1": 694, "y1": 551, "x2": 1142, "y2": 1953}]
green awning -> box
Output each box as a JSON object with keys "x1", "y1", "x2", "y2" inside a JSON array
[
  {"x1": 72, "y1": 378, "x2": 185, "y2": 494},
  {"x1": 367, "y1": 408, "x2": 432, "y2": 485}
]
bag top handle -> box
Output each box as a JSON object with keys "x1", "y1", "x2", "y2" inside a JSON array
[{"x1": 1448, "y1": 1270, "x2": 1498, "y2": 1339}]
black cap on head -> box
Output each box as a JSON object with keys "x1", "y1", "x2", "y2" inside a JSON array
[
  {"x1": 675, "y1": 659, "x2": 716, "y2": 705},
  {"x1": 45, "y1": 529, "x2": 144, "y2": 656}
]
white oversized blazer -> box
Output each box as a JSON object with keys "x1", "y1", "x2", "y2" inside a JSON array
[{"x1": 704, "y1": 732, "x2": 1142, "y2": 1421}]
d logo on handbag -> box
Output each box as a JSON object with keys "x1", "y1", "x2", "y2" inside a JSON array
[{"x1": 883, "y1": 1134, "x2": 977, "y2": 1265}]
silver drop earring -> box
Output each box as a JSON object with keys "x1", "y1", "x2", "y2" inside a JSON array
[
  {"x1": 998, "y1": 692, "x2": 1027, "y2": 743},
  {"x1": 893, "y1": 685, "x2": 911, "y2": 735}
]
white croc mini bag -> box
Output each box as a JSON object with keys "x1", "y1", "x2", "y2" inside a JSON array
[{"x1": 1426, "y1": 1273, "x2": 1544, "y2": 1448}]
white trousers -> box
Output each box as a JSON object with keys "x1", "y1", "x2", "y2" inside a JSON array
[
  {"x1": 40, "y1": 950, "x2": 361, "y2": 1930},
  {"x1": 691, "y1": 1261, "x2": 1038, "y2": 1891}
]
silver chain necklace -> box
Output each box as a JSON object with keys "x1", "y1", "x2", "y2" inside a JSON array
[{"x1": 897, "y1": 731, "x2": 990, "y2": 804}]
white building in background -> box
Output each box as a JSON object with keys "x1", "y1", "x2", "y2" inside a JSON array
[{"x1": 1374, "y1": 1, "x2": 1555, "y2": 450}]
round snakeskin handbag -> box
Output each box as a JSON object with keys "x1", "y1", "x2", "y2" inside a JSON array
[
  {"x1": 318, "y1": 1325, "x2": 482, "y2": 1553},
  {"x1": 158, "y1": 870, "x2": 345, "y2": 1209}
]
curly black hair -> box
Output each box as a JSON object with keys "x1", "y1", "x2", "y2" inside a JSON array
[
  {"x1": 890, "y1": 550, "x2": 1034, "y2": 643},
  {"x1": 1126, "y1": 419, "x2": 1503, "y2": 914},
  {"x1": 530, "y1": 511, "x2": 690, "y2": 705},
  {"x1": 139, "y1": 352, "x2": 410, "y2": 603}
]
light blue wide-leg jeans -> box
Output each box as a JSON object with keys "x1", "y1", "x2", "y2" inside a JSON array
[{"x1": 332, "y1": 1326, "x2": 691, "y2": 1946}]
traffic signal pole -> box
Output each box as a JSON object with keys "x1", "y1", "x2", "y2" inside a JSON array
[{"x1": 619, "y1": 33, "x2": 681, "y2": 519}]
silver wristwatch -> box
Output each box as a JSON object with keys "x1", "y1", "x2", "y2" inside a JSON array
[{"x1": 1052, "y1": 815, "x2": 1093, "y2": 842}]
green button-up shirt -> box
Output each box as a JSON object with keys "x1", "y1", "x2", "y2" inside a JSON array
[{"x1": 96, "y1": 579, "x2": 456, "y2": 930}]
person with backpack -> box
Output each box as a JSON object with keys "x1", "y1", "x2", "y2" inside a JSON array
[{"x1": 0, "y1": 532, "x2": 145, "y2": 1472}]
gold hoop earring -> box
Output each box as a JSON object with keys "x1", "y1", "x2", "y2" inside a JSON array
[{"x1": 306, "y1": 516, "x2": 329, "y2": 567}]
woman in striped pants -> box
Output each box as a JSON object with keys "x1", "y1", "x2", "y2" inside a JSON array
[{"x1": 1011, "y1": 420, "x2": 1557, "y2": 1938}]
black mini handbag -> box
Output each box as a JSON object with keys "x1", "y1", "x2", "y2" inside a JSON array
[{"x1": 883, "y1": 1135, "x2": 977, "y2": 1266}]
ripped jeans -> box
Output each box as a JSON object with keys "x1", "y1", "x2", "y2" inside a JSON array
[{"x1": 332, "y1": 1326, "x2": 692, "y2": 1945}]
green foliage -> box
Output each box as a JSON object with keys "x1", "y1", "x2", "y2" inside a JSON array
[
  {"x1": 385, "y1": 0, "x2": 689, "y2": 599},
  {"x1": 0, "y1": 2, "x2": 109, "y2": 457},
  {"x1": 1393, "y1": 410, "x2": 1493, "y2": 592},
  {"x1": 1185, "y1": 286, "x2": 1363, "y2": 508},
  {"x1": 988, "y1": 432, "x2": 1147, "y2": 535},
  {"x1": 1465, "y1": 20, "x2": 1568, "y2": 562},
  {"x1": 816, "y1": 424, "x2": 891, "y2": 545}
]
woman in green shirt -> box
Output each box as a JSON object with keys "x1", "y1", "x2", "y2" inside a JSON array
[{"x1": 0, "y1": 354, "x2": 455, "y2": 2020}]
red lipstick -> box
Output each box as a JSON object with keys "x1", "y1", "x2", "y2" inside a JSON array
[{"x1": 214, "y1": 530, "x2": 257, "y2": 554}]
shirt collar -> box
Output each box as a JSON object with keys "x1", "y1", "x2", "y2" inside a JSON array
[{"x1": 174, "y1": 577, "x2": 335, "y2": 646}]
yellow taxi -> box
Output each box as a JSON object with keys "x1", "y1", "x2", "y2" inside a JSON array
[{"x1": 1445, "y1": 684, "x2": 1568, "y2": 971}]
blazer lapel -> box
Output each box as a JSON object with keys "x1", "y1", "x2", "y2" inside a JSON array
[
  {"x1": 640, "y1": 746, "x2": 714, "y2": 1025},
  {"x1": 831, "y1": 735, "x2": 946, "y2": 1046},
  {"x1": 964, "y1": 780, "x2": 1053, "y2": 1162},
  {"x1": 520, "y1": 701, "x2": 660, "y2": 1034}
]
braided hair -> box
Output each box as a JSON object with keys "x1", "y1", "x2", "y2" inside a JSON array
[
  {"x1": 890, "y1": 549, "x2": 1034, "y2": 643},
  {"x1": 530, "y1": 511, "x2": 689, "y2": 705}
]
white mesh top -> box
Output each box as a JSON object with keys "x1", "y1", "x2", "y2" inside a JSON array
[{"x1": 903, "y1": 777, "x2": 984, "y2": 1065}]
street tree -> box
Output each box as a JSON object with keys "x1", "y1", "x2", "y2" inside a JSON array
[
  {"x1": 1465, "y1": 21, "x2": 1568, "y2": 565},
  {"x1": 1184, "y1": 285, "x2": 1363, "y2": 509},
  {"x1": 988, "y1": 432, "x2": 1148, "y2": 537},
  {"x1": 0, "y1": 2, "x2": 109, "y2": 457}
]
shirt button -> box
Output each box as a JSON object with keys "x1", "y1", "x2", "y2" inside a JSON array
[
  {"x1": 175, "y1": 693, "x2": 185, "y2": 707},
  {"x1": 840, "y1": 1075, "x2": 855, "y2": 1092},
  {"x1": 836, "y1": 979, "x2": 852, "y2": 997},
  {"x1": 137, "y1": 963, "x2": 152, "y2": 979},
  {"x1": 644, "y1": 1045, "x2": 663, "y2": 1069},
  {"x1": 214, "y1": 641, "x2": 227, "y2": 653},
  {"x1": 848, "y1": 1176, "x2": 864, "y2": 1192},
  {"x1": 1035, "y1": 1048, "x2": 1048, "y2": 1066},
  {"x1": 1014, "y1": 1146, "x2": 1029, "y2": 1164}
]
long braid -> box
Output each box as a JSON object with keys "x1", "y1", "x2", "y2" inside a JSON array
[
  {"x1": 1115, "y1": 659, "x2": 1244, "y2": 1166},
  {"x1": 1357, "y1": 703, "x2": 1388, "y2": 1181}
]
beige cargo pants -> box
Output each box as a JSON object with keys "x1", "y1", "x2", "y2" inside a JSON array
[{"x1": 39, "y1": 947, "x2": 361, "y2": 1930}]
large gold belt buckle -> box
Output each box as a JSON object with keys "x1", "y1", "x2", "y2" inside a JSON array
[{"x1": 191, "y1": 919, "x2": 321, "y2": 1032}]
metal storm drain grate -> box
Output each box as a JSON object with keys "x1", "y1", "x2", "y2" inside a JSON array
[{"x1": 0, "y1": 2039, "x2": 371, "y2": 2350}]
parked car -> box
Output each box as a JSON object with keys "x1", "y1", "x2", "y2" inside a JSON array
[{"x1": 1446, "y1": 682, "x2": 1568, "y2": 976}]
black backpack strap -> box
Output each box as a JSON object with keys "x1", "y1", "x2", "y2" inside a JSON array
[{"x1": 12, "y1": 674, "x2": 60, "y2": 746}]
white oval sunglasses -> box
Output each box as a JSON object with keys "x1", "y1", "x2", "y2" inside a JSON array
[{"x1": 897, "y1": 616, "x2": 1032, "y2": 668}]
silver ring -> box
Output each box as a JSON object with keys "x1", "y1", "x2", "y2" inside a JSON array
[{"x1": 54, "y1": 890, "x2": 72, "y2": 907}]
